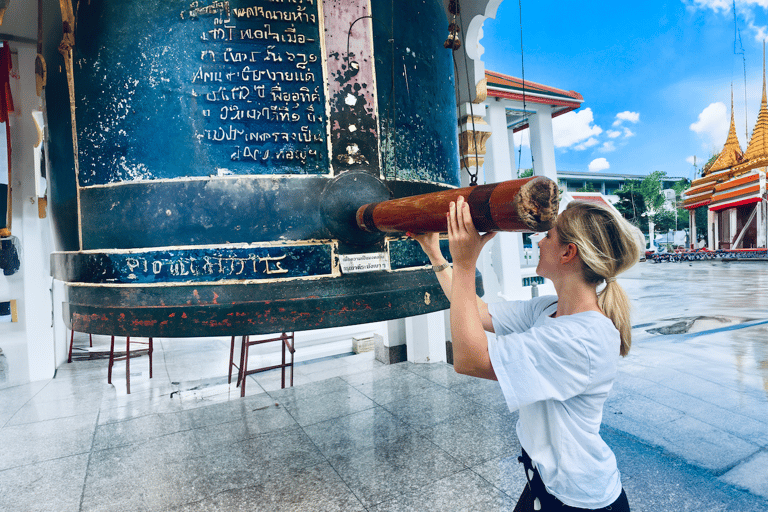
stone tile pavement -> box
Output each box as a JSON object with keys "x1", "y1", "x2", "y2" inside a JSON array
[{"x1": 1, "y1": 260, "x2": 768, "y2": 511}]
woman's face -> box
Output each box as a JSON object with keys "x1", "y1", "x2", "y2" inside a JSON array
[{"x1": 536, "y1": 226, "x2": 564, "y2": 280}]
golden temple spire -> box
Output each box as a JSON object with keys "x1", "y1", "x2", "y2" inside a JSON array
[
  {"x1": 707, "y1": 83, "x2": 744, "y2": 174},
  {"x1": 740, "y1": 41, "x2": 768, "y2": 168}
]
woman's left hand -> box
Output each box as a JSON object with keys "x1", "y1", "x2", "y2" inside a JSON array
[{"x1": 448, "y1": 196, "x2": 496, "y2": 270}]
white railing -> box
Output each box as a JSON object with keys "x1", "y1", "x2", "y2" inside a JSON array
[{"x1": 520, "y1": 234, "x2": 542, "y2": 268}]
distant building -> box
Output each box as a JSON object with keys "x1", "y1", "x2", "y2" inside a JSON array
[
  {"x1": 557, "y1": 171, "x2": 685, "y2": 198},
  {"x1": 681, "y1": 58, "x2": 768, "y2": 250}
]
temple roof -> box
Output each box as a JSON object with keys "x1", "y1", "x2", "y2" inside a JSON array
[
  {"x1": 707, "y1": 89, "x2": 743, "y2": 174},
  {"x1": 733, "y1": 44, "x2": 768, "y2": 174},
  {"x1": 485, "y1": 70, "x2": 584, "y2": 104},
  {"x1": 486, "y1": 70, "x2": 584, "y2": 133}
]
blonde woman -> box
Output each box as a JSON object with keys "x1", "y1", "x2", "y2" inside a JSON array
[{"x1": 410, "y1": 198, "x2": 638, "y2": 511}]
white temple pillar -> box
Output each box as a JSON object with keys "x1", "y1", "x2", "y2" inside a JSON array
[
  {"x1": 484, "y1": 100, "x2": 523, "y2": 301},
  {"x1": 710, "y1": 209, "x2": 718, "y2": 250},
  {"x1": 528, "y1": 104, "x2": 557, "y2": 181},
  {"x1": 11, "y1": 46, "x2": 56, "y2": 381},
  {"x1": 405, "y1": 311, "x2": 447, "y2": 363},
  {"x1": 689, "y1": 210, "x2": 696, "y2": 250},
  {"x1": 729, "y1": 209, "x2": 738, "y2": 247}
]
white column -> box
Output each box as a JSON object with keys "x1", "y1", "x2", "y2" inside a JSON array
[
  {"x1": 528, "y1": 104, "x2": 557, "y2": 181},
  {"x1": 689, "y1": 210, "x2": 696, "y2": 250},
  {"x1": 405, "y1": 311, "x2": 446, "y2": 363},
  {"x1": 710, "y1": 209, "x2": 718, "y2": 250},
  {"x1": 729, "y1": 209, "x2": 738, "y2": 247},
  {"x1": 484, "y1": 100, "x2": 523, "y2": 301},
  {"x1": 12, "y1": 46, "x2": 56, "y2": 381}
]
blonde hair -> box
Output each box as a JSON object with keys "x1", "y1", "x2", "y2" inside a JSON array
[{"x1": 556, "y1": 201, "x2": 640, "y2": 356}]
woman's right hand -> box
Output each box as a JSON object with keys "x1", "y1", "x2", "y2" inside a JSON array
[{"x1": 407, "y1": 231, "x2": 444, "y2": 263}]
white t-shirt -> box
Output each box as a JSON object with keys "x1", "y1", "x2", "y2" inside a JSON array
[{"x1": 487, "y1": 295, "x2": 623, "y2": 509}]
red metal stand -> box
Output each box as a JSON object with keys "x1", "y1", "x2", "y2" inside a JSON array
[
  {"x1": 67, "y1": 330, "x2": 93, "y2": 363},
  {"x1": 228, "y1": 332, "x2": 295, "y2": 397},
  {"x1": 107, "y1": 336, "x2": 153, "y2": 394}
]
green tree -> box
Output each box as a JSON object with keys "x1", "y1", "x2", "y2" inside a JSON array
[
  {"x1": 615, "y1": 179, "x2": 646, "y2": 226},
  {"x1": 638, "y1": 170, "x2": 666, "y2": 221},
  {"x1": 576, "y1": 182, "x2": 597, "y2": 192},
  {"x1": 517, "y1": 168, "x2": 533, "y2": 178}
]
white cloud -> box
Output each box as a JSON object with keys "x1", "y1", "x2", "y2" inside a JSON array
[
  {"x1": 686, "y1": 0, "x2": 731, "y2": 12},
  {"x1": 588, "y1": 158, "x2": 610, "y2": 172},
  {"x1": 607, "y1": 130, "x2": 622, "y2": 138},
  {"x1": 686, "y1": 155, "x2": 697, "y2": 165},
  {"x1": 552, "y1": 108, "x2": 603, "y2": 148},
  {"x1": 600, "y1": 141, "x2": 617, "y2": 152},
  {"x1": 623, "y1": 127, "x2": 636, "y2": 138},
  {"x1": 612, "y1": 111, "x2": 640, "y2": 126},
  {"x1": 688, "y1": 0, "x2": 768, "y2": 40},
  {"x1": 747, "y1": 18, "x2": 768, "y2": 41},
  {"x1": 574, "y1": 137, "x2": 600, "y2": 151},
  {"x1": 690, "y1": 102, "x2": 728, "y2": 148},
  {"x1": 512, "y1": 130, "x2": 530, "y2": 149}
]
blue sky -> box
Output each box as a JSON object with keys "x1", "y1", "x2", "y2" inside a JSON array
[{"x1": 480, "y1": 0, "x2": 768, "y2": 181}]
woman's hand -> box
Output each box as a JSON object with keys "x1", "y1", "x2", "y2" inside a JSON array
[{"x1": 448, "y1": 196, "x2": 496, "y2": 270}]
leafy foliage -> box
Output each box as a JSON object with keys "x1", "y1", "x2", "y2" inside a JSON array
[{"x1": 614, "y1": 180, "x2": 646, "y2": 227}]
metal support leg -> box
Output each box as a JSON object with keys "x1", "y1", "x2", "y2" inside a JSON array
[
  {"x1": 228, "y1": 335, "x2": 236, "y2": 384},
  {"x1": 125, "y1": 336, "x2": 131, "y2": 395},
  {"x1": 148, "y1": 337, "x2": 153, "y2": 379},
  {"x1": 68, "y1": 329, "x2": 74, "y2": 363},
  {"x1": 108, "y1": 335, "x2": 115, "y2": 384}
]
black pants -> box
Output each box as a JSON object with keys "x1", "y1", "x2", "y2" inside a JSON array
[{"x1": 513, "y1": 450, "x2": 630, "y2": 512}]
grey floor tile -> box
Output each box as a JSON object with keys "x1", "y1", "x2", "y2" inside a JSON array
[
  {"x1": 276, "y1": 384, "x2": 376, "y2": 427},
  {"x1": 169, "y1": 462, "x2": 366, "y2": 512},
  {"x1": 266, "y1": 376, "x2": 351, "y2": 404},
  {"x1": 82, "y1": 427, "x2": 323, "y2": 511},
  {"x1": 369, "y1": 468, "x2": 518, "y2": 512},
  {"x1": 0, "y1": 413, "x2": 97, "y2": 471},
  {"x1": 0, "y1": 380, "x2": 48, "y2": 426},
  {"x1": 379, "y1": 386, "x2": 478, "y2": 429},
  {"x1": 0, "y1": 453, "x2": 89, "y2": 512},
  {"x1": 6, "y1": 393, "x2": 102, "y2": 426},
  {"x1": 340, "y1": 362, "x2": 411, "y2": 387},
  {"x1": 420, "y1": 407, "x2": 520, "y2": 467},
  {"x1": 351, "y1": 369, "x2": 444, "y2": 405},
  {"x1": 720, "y1": 451, "x2": 768, "y2": 499},
  {"x1": 92, "y1": 412, "x2": 187, "y2": 450},
  {"x1": 471, "y1": 453, "x2": 527, "y2": 500},
  {"x1": 404, "y1": 362, "x2": 476, "y2": 388},
  {"x1": 303, "y1": 406, "x2": 412, "y2": 458},
  {"x1": 448, "y1": 375, "x2": 511, "y2": 413},
  {"x1": 659, "y1": 415, "x2": 760, "y2": 472},
  {"x1": 326, "y1": 430, "x2": 464, "y2": 508}
]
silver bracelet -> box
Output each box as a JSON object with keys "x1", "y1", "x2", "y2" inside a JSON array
[{"x1": 432, "y1": 262, "x2": 451, "y2": 273}]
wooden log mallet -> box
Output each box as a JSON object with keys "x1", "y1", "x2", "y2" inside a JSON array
[{"x1": 356, "y1": 176, "x2": 559, "y2": 234}]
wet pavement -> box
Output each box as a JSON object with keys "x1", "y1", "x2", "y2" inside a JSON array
[
  {"x1": 1, "y1": 260, "x2": 768, "y2": 511},
  {"x1": 608, "y1": 260, "x2": 768, "y2": 503}
]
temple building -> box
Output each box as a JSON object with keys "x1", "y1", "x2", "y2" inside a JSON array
[{"x1": 682, "y1": 63, "x2": 768, "y2": 249}]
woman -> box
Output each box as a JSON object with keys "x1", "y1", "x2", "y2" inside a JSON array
[{"x1": 410, "y1": 197, "x2": 638, "y2": 511}]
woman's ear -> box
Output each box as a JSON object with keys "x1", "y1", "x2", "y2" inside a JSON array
[{"x1": 560, "y1": 242, "x2": 579, "y2": 264}]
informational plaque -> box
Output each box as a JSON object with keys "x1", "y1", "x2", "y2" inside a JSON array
[
  {"x1": 75, "y1": 0, "x2": 329, "y2": 185},
  {"x1": 339, "y1": 252, "x2": 390, "y2": 274}
]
